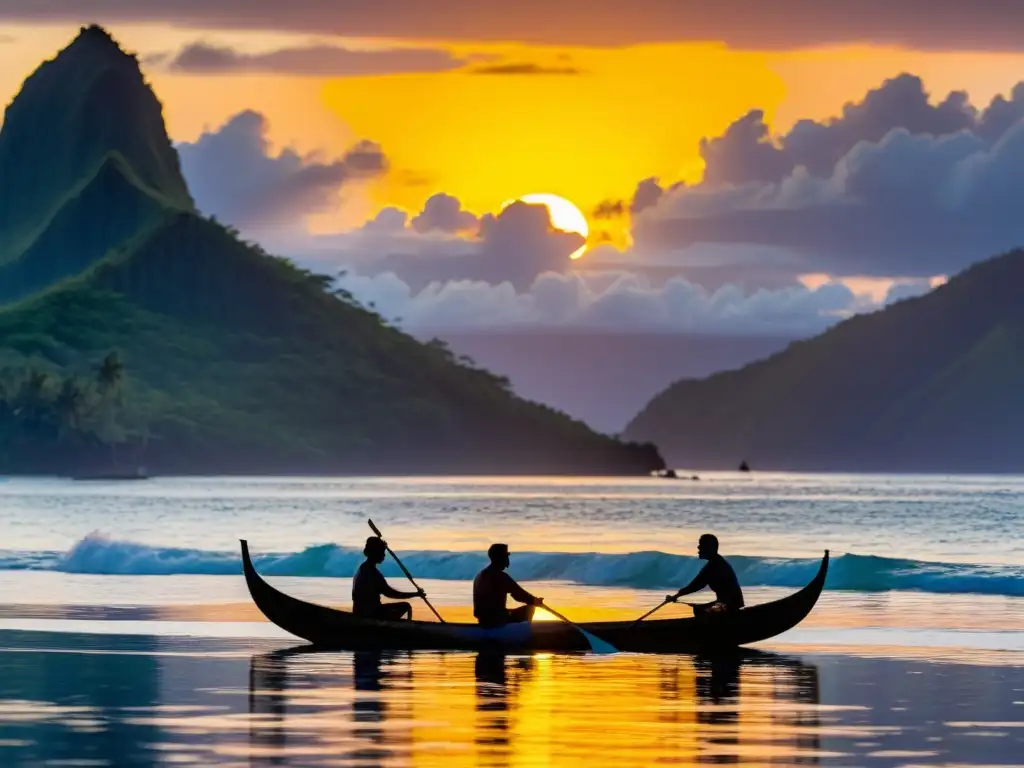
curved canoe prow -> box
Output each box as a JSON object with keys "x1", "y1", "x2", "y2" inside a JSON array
[{"x1": 239, "y1": 540, "x2": 831, "y2": 654}]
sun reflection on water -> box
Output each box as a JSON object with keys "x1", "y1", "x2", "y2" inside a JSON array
[
  {"x1": 241, "y1": 648, "x2": 829, "y2": 767},
  {"x1": 2, "y1": 634, "x2": 1022, "y2": 766}
]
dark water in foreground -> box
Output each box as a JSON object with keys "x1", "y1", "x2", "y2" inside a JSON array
[{"x1": 1, "y1": 631, "x2": 1021, "y2": 767}]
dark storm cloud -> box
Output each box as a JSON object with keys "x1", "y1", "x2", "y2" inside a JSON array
[
  {"x1": 150, "y1": 41, "x2": 469, "y2": 76},
  {"x1": 3, "y1": 1, "x2": 1024, "y2": 50}
]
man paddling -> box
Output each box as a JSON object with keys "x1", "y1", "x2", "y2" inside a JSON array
[
  {"x1": 667, "y1": 534, "x2": 744, "y2": 617},
  {"x1": 352, "y1": 536, "x2": 425, "y2": 621},
  {"x1": 473, "y1": 543, "x2": 544, "y2": 628}
]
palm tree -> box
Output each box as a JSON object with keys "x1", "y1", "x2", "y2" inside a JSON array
[
  {"x1": 96, "y1": 352, "x2": 123, "y2": 399},
  {"x1": 0, "y1": 376, "x2": 13, "y2": 427},
  {"x1": 15, "y1": 369, "x2": 51, "y2": 423},
  {"x1": 92, "y1": 352, "x2": 126, "y2": 467},
  {"x1": 54, "y1": 377, "x2": 86, "y2": 432}
]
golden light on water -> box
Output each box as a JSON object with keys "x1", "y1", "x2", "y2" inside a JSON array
[{"x1": 243, "y1": 649, "x2": 830, "y2": 766}]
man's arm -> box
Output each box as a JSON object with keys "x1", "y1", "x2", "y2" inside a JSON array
[
  {"x1": 672, "y1": 563, "x2": 710, "y2": 599},
  {"x1": 380, "y1": 573, "x2": 423, "y2": 600},
  {"x1": 504, "y1": 572, "x2": 541, "y2": 605}
]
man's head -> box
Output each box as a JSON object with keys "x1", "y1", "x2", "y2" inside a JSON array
[
  {"x1": 487, "y1": 543, "x2": 510, "y2": 570},
  {"x1": 364, "y1": 536, "x2": 386, "y2": 564},
  {"x1": 697, "y1": 533, "x2": 719, "y2": 560}
]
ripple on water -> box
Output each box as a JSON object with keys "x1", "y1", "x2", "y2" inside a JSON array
[{"x1": 0, "y1": 634, "x2": 1021, "y2": 766}]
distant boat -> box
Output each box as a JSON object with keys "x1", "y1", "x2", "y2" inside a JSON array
[
  {"x1": 72, "y1": 466, "x2": 150, "y2": 481},
  {"x1": 738, "y1": 460, "x2": 750, "y2": 472},
  {"x1": 654, "y1": 469, "x2": 700, "y2": 481}
]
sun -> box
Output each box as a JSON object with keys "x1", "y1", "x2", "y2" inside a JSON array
[{"x1": 503, "y1": 193, "x2": 590, "y2": 259}]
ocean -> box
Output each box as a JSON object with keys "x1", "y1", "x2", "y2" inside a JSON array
[{"x1": 0, "y1": 473, "x2": 1022, "y2": 766}]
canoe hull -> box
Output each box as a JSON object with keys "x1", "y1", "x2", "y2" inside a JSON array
[{"x1": 240, "y1": 540, "x2": 828, "y2": 654}]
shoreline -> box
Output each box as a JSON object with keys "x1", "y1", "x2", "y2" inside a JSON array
[{"x1": 8, "y1": 467, "x2": 1024, "y2": 479}]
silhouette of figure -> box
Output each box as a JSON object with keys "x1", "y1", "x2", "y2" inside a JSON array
[
  {"x1": 667, "y1": 534, "x2": 744, "y2": 617},
  {"x1": 696, "y1": 653, "x2": 742, "y2": 705},
  {"x1": 352, "y1": 536, "x2": 424, "y2": 620},
  {"x1": 248, "y1": 651, "x2": 289, "y2": 767},
  {"x1": 473, "y1": 543, "x2": 543, "y2": 628}
]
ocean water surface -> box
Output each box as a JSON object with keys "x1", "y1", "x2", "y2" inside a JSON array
[{"x1": 0, "y1": 473, "x2": 1022, "y2": 765}]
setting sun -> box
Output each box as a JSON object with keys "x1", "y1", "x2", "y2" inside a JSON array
[{"x1": 504, "y1": 193, "x2": 590, "y2": 259}]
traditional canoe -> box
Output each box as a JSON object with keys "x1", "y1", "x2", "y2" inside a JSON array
[{"x1": 241, "y1": 540, "x2": 829, "y2": 653}]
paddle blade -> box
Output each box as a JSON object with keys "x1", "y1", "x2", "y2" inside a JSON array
[
  {"x1": 542, "y1": 605, "x2": 618, "y2": 654},
  {"x1": 579, "y1": 629, "x2": 618, "y2": 655}
]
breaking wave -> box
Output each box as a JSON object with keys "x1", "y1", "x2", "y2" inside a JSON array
[{"x1": 0, "y1": 532, "x2": 1021, "y2": 597}]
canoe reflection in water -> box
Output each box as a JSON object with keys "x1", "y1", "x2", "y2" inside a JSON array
[{"x1": 247, "y1": 647, "x2": 821, "y2": 766}]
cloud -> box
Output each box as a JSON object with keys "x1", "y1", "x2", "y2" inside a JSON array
[
  {"x1": 592, "y1": 177, "x2": 681, "y2": 221},
  {"x1": 631, "y1": 74, "x2": 1024, "y2": 278},
  {"x1": 883, "y1": 278, "x2": 936, "y2": 304},
  {"x1": 148, "y1": 41, "x2": 469, "y2": 77},
  {"x1": 592, "y1": 199, "x2": 626, "y2": 220},
  {"x1": 469, "y1": 62, "x2": 583, "y2": 75},
  {"x1": 632, "y1": 177, "x2": 678, "y2": 215},
  {"x1": 334, "y1": 268, "x2": 903, "y2": 337},
  {"x1": 8, "y1": 2, "x2": 1024, "y2": 50},
  {"x1": 280, "y1": 190, "x2": 820, "y2": 296},
  {"x1": 176, "y1": 110, "x2": 386, "y2": 233},
  {"x1": 338, "y1": 199, "x2": 584, "y2": 291},
  {"x1": 699, "y1": 75, "x2": 977, "y2": 185},
  {"x1": 278, "y1": 194, "x2": 586, "y2": 291},
  {"x1": 409, "y1": 193, "x2": 479, "y2": 234}
]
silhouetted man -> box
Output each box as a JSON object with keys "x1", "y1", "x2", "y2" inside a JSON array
[
  {"x1": 667, "y1": 534, "x2": 744, "y2": 617},
  {"x1": 473, "y1": 543, "x2": 543, "y2": 628},
  {"x1": 352, "y1": 536, "x2": 424, "y2": 621}
]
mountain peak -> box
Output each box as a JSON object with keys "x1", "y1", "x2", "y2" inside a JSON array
[
  {"x1": 56, "y1": 23, "x2": 141, "y2": 70},
  {"x1": 73, "y1": 23, "x2": 121, "y2": 48},
  {"x1": 0, "y1": 25, "x2": 193, "y2": 241}
]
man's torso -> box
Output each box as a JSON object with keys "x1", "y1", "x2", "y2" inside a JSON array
[
  {"x1": 473, "y1": 566, "x2": 510, "y2": 623},
  {"x1": 352, "y1": 561, "x2": 384, "y2": 613},
  {"x1": 704, "y1": 555, "x2": 744, "y2": 609}
]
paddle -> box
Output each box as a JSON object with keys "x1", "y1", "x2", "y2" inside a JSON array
[
  {"x1": 540, "y1": 604, "x2": 618, "y2": 654},
  {"x1": 630, "y1": 597, "x2": 700, "y2": 627},
  {"x1": 367, "y1": 518, "x2": 446, "y2": 624}
]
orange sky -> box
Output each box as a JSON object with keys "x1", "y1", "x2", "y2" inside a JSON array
[{"x1": 2, "y1": 22, "x2": 1024, "y2": 240}]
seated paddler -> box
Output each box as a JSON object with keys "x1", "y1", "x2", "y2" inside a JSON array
[
  {"x1": 667, "y1": 534, "x2": 744, "y2": 617},
  {"x1": 352, "y1": 536, "x2": 425, "y2": 620},
  {"x1": 473, "y1": 543, "x2": 544, "y2": 628}
]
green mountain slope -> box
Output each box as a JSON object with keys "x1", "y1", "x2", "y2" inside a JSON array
[
  {"x1": 0, "y1": 153, "x2": 173, "y2": 301},
  {"x1": 0, "y1": 213, "x2": 664, "y2": 473},
  {"x1": 0, "y1": 28, "x2": 664, "y2": 475},
  {"x1": 624, "y1": 250, "x2": 1024, "y2": 472}
]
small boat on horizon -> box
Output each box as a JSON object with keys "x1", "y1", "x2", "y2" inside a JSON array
[
  {"x1": 71, "y1": 466, "x2": 151, "y2": 481},
  {"x1": 654, "y1": 469, "x2": 700, "y2": 480},
  {"x1": 239, "y1": 540, "x2": 829, "y2": 654}
]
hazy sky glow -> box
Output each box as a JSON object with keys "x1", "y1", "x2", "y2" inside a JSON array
[{"x1": 2, "y1": 5, "x2": 1023, "y2": 336}]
